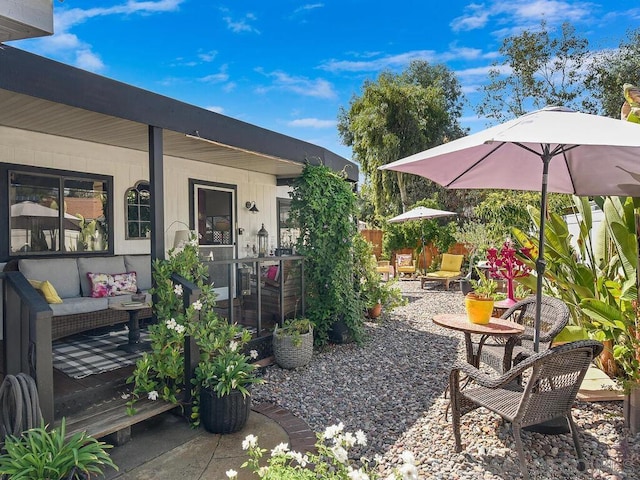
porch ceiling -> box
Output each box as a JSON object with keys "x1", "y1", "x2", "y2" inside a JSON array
[{"x1": 0, "y1": 89, "x2": 303, "y2": 178}]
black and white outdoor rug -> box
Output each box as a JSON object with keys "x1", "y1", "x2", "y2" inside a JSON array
[{"x1": 52, "y1": 329, "x2": 150, "y2": 379}]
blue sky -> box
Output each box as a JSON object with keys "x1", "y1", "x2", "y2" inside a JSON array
[{"x1": 10, "y1": 0, "x2": 640, "y2": 162}]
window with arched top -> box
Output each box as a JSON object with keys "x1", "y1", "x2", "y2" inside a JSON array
[{"x1": 125, "y1": 181, "x2": 151, "y2": 239}]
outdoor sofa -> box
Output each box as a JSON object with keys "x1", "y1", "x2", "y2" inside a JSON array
[{"x1": 7, "y1": 255, "x2": 153, "y2": 340}]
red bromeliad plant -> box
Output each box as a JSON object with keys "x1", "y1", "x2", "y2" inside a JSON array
[{"x1": 487, "y1": 239, "x2": 532, "y2": 306}]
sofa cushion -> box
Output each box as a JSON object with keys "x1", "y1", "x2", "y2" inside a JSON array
[
  {"x1": 87, "y1": 272, "x2": 137, "y2": 297},
  {"x1": 77, "y1": 256, "x2": 127, "y2": 297},
  {"x1": 49, "y1": 297, "x2": 108, "y2": 317},
  {"x1": 19, "y1": 258, "x2": 80, "y2": 298},
  {"x1": 124, "y1": 255, "x2": 152, "y2": 291}
]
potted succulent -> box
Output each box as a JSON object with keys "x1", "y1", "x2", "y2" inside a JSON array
[
  {"x1": 273, "y1": 318, "x2": 314, "y2": 369},
  {"x1": 465, "y1": 268, "x2": 498, "y2": 324},
  {"x1": 0, "y1": 418, "x2": 117, "y2": 479}
]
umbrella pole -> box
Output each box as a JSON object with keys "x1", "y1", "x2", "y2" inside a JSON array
[{"x1": 534, "y1": 148, "x2": 552, "y2": 352}]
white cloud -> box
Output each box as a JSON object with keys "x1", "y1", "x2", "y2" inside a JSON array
[
  {"x1": 75, "y1": 49, "x2": 105, "y2": 72},
  {"x1": 451, "y1": 0, "x2": 597, "y2": 37},
  {"x1": 294, "y1": 3, "x2": 325, "y2": 14},
  {"x1": 198, "y1": 51, "x2": 218, "y2": 62},
  {"x1": 223, "y1": 12, "x2": 260, "y2": 33},
  {"x1": 25, "y1": 0, "x2": 185, "y2": 71},
  {"x1": 255, "y1": 69, "x2": 337, "y2": 99},
  {"x1": 287, "y1": 118, "x2": 336, "y2": 128},
  {"x1": 206, "y1": 106, "x2": 225, "y2": 114},
  {"x1": 199, "y1": 65, "x2": 230, "y2": 84},
  {"x1": 223, "y1": 82, "x2": 237, "y2": 93},
  {"x1": 320, "y1": 50, "x2": 438, "y2": 73}
]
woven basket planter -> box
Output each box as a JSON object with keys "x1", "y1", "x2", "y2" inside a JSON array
[{"x1": 273, "y1": 326, "x2": 313, "y2": 369}]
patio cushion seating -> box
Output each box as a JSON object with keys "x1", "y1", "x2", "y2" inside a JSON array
[
  {"x1": 421, "y1": 253, "x2": 464, "y2": 290},
  {"x1": 479, "y1": 296, "x2": 570, "y2": 373},
  {"x1": 450, "y1": 339, "x2": 603, "y2": 480},
  {"x1": 15, "y1": 255, "x2": 152, "y2": 340},
  {"x1": 395, "y1": 253, "x2": 416, "y2": 278}
]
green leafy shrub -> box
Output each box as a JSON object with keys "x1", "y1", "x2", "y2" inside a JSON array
[{"x1": 0, "y1": 418, "x2": 117, "y2": 479}]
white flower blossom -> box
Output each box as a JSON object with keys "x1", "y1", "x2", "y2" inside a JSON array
[
  {"x1": 288, "y1": 451, "x2": 308, "y2": 467},
  {"x1": 189, "y1": 238, "x2": 199, "y2": 247},
  {"x1": 331, "y1": 445, "x2": 348, "y2": 464},
  {"x1": 343, "y1": 432, "x2": 356, "y2": 447},
  {"x1": 120, "y1": 393, "x2": 130, "y2": 400},
  {"x1": 347, "y1": 467, "x2": 370, "y2": 480},
  {"x1": 242, "y1": 434, "x2": 258, "y2": 450},
  {"x1": 355, "y1": 430, "x2": 367, "y2": 446},
  {"x1": 400, "y1": 451, "x2": 415, "y2": 464},
  {"x1": 174, "y1": 324, "x2": 185, "y2": 334},
  {"x1": 250, "y1": 349, "x2": 258, "y2": 359},
  {"x1": 192, "y1": 300, "x2": 203, "y2": 311},
  {"x1": 399, "y1": 463, "x2": 418, "y2": 480},
  {"x1": 324, "y1": 423, "x2": 344, "y2": 439},
  {"x1": 147, "y1": 390, "x2": 158, "y2": 401},
  {"x1": 173, "y1": 284, "x2": 183, "y2": 296},
  {"x1": 225, "y1": 469, "x2": 237, "y2": 479},
  {"x1": 270, "y1": 442, "x2": 289, "y2": 457},
  {"x1": 229, "y1": 340, "x2": 239, "y2": 352}
]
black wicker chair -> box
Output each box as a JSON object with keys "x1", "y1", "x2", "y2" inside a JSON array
[
  {"x1": 450, "y1": 339, "x2": 603, "y2": 480},
  {"x1": 480, "y1": 295, "x2": 570, "y2": 373}
]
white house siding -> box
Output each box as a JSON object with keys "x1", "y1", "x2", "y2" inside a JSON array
[{"x1": 0, "y1": 126, "x2": 280, "y2": 257}]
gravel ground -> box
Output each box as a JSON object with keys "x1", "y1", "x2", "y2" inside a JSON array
[{"x1": 252, "y1": 280, "x2": 640, "y2": 479}]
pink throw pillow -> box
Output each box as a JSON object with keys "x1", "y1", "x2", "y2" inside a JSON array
[
  {"x1": 266, "y1": 265, "x2": 279, "y2": 281},
  {"x1": 87, "y1": 272, "x2": 138, "y2": 298}
]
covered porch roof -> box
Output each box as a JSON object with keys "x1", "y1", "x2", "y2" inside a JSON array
[{"x1": 0, "y1": 45, "x2": 358, "y2": 182}]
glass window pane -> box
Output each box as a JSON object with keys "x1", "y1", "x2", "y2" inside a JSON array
[
  {"x1": 128, "y1": 205, "x2": 139, "y2": 221},
  {"x1": 10, "y1": 172, "x2": 62, "y2": 253},
  {"x1": 128, "y1": 222, "x2": 139, "y2": 238},
  {"x1": 140, "y1": 205, "x2": 151, "y2": 222},
  {"x1": 64, "y1": 178, "x2": 108, "y2": 252}
]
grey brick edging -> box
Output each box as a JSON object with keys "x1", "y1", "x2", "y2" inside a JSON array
[{"x1": 252, "y1": 402, "x2": 317, "y2": 453}]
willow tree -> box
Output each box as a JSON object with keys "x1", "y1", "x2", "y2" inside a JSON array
[{"x1": 338, "y1": 61, "x2": 465, "y2": 216}]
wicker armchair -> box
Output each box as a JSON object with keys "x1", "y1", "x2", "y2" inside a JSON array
[
  {"x1": 480, "y1": 296, "x2": 570, "y2": 373},
  {"x1": 450, "y1": 340, "x2": 603, "y2": 480}
]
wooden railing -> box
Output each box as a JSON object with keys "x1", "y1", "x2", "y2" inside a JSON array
[{"x1": 2, "y1": 271, "x2": 54, "y2": 423}]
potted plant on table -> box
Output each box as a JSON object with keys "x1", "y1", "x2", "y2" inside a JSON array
[
  {"x1": 273, "y1": 318, "x2": 314, "y2": 369},
  {"x1": 465, "y1": 268, "x2": 498, "y2": 324}
]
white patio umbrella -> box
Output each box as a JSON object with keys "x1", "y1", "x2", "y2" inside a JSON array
[
  {"x1": 388, "y1": 206, "x2": 457, "y2": 274},
  {"x1": 387, "y1": 206, "x2": 456, "y2": 223},
  {"x1": 381, "y1": 106, "x2": 640, "y2": 351}
]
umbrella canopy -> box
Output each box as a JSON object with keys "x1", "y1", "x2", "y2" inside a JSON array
[
  {"x1": 388, "y1": 206, "x2": 456, "y2": 223},
  {"x1": 11, "y1": 201, "x2": 80, "y2": 230},
  {"x1": 383, "y1": 106, "x2": 640, "y2": 196},
  {"x1": 381, "y1": 106, "x2": 640, "y2": 351}
]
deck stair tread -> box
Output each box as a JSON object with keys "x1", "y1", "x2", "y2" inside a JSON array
[{"x1": 59, "y1": 396, "x2": 180, "y2": 440}]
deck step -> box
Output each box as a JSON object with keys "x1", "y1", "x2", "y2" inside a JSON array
[{"x1": 59, "y1": 396, "x2": 180, "y2": 441}]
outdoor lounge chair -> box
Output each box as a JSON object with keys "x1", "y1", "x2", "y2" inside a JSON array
[
  {"x1": 450, "y1": 339, "x2": 603, "y2": 480},
  {"x1": 375, "y1": 258, "x2": 392, "y2": 281},
  {"x1": 420, "y1": 253, "x2": 464, "y2": 290},
  {"x1": 480, "y1": 296, "x2": 570, "y2": 373},
  {"x1": 395, "y1": 253, "x2": 416, "y2": 278}
]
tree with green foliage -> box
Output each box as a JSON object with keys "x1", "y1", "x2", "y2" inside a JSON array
[
  {"x1": 477, "y1": 21, "x2": 591, "y2": 122},
  {"x1": 338, "y1": 60, "x2": 465, "y2": 216},
  {"x1": 586, "y1": 28, "x2": 640, "y2": 118},
  {"x1": 289, "y1": 163, "x2": 365, "y2": 345}
]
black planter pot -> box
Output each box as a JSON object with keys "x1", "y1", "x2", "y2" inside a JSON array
[
  {"x1": 328, "y1": 318, "x2": 354, "y2": 344},
  {"x1": 460, "y1": 279, "x2": 473, "y2": 296},
  {"x1": 200, "y1": 388, "x2": 251, "y2": 434}
]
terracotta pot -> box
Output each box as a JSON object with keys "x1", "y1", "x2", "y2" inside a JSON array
[
  {"x1": 367, "y1": 303, "x2": 383, "y2": 319},
  {"x1": 464, "y1": 293, "x2": 494, "y2": 325}
]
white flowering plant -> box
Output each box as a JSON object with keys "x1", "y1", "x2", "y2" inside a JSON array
[
  {"x1": 127, "y1": 231, "x2": 262, "y2": 422},
  {"x1": 228, "y1": 423, "x2": 418, "y2": 480}
]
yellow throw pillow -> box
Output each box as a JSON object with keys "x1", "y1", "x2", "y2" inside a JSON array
[{"x1": 28, "y1": 279, "x2": 63, "y2": 304}]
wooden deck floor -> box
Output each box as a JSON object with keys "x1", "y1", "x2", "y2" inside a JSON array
[{"x1": 0, "y1": 319, "x2": 275, "y2": 440}]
